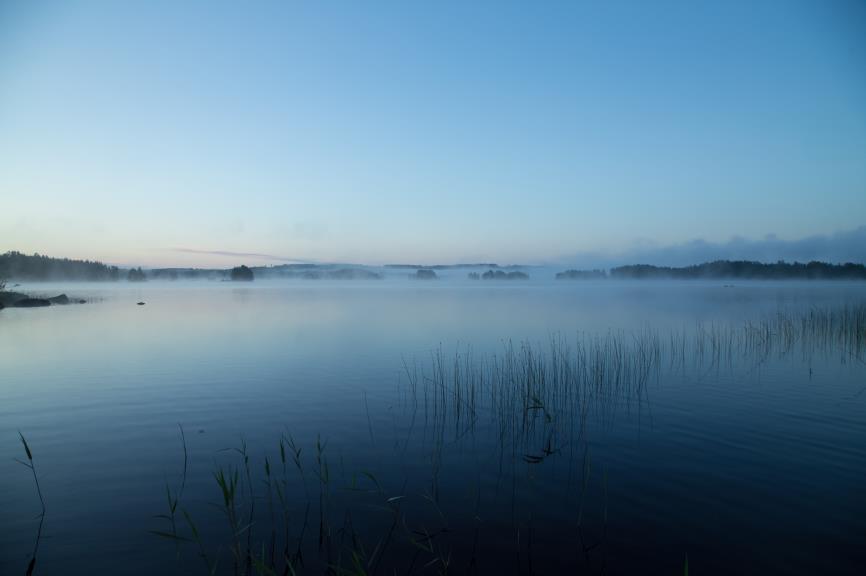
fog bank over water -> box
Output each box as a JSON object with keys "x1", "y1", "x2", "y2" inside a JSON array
[
  {"x1": 155, "y1": 226, "x2": 866, "y2": 270},
  {"x1": 138, "y1": 225, "x2": 866, "y2": 270},
  {"x1": 556, "y1": 225, "x2": 866, "y2": 269}
]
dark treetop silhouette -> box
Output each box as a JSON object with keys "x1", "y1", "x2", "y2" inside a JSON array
[
  {"x1": 229, "y1": 265, "x2": 254, "y2": 281},
  {"x1": 608, "y1": 260, "x2": 866, "y2": 280}
]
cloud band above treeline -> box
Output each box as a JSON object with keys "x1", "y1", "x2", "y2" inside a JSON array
[
  {"x1": 170, "y1": 248, "x2": 315, "y2": 264},
  {"x1": 559, "y1": 226, "x2": 866, "y2": 269}
]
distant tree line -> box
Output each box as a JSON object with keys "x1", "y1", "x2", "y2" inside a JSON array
[
  {"x1": 386, "y1": 263, "x2": 500, "y2": 270},
  {"x1": 481, "y1": 269, "x2": 529, "y2": 280},
  {"x1": 556, "y1": 269, "x2": 607, "y2": 280},
  {"x1": 149, "y1": 268, "x2": 224, "y2": 280},
  {"x1": 609, "y1": 260, "x2": 866, "y2": 280},
  {"x1": 128, "y1": 267, "x2": 147, "y2": 282},
  {"x1": 230, "y1": 265, "x2": 254, "y2": 281},
  {"x1": 0, "y1": 251, "x2": 121, "y2": 281},
  {"x1": 412, "y1": 269, "x2": 438, "y2": 280},
  {"x1": 257, "y1": 267, "x2": 381, "y2": 280}
]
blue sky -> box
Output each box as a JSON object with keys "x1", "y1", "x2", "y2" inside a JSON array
[{"x1": 1, "y1": 0, "x2": 864, "y2": 267}]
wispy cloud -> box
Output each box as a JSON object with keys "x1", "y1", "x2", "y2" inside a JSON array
[{"x1": 170, "y1": 248, "x2": 316, "y2": 264}]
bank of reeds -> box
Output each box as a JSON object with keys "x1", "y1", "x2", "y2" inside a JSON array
[{"x1": 143, "y1": 305, "x2": 866, "y2": 574}]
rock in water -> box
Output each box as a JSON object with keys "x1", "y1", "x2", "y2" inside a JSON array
[
  {"x1": 137, "y1": 302, "x2": 146, "y2": 306},
  {"x1": 48, "y1": 294, "x2": 70, "y2": 304},
  {"x1": 13, "y1": 298, "x2": 51, "y2": 307}
]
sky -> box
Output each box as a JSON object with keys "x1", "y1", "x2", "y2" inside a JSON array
[{"x1": 1, "y1": 0, "x2": 865, "y2": 267}]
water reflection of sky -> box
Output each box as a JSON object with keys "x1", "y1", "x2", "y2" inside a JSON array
[{"x1": 1, "y1": 281, "x2": 865, "y2": 574}]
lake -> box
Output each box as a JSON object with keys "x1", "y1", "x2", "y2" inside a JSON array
[{"x1": 1, "y1": 277, "x2": 865, "y2": 575}]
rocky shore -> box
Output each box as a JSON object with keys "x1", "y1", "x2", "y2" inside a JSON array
[{"x1": 0, "y1": 291, "x2": 85, "y2": 309}]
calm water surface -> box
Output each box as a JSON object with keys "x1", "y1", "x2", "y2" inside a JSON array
[{"x1": 1, "y1": 279, "x2": 865, "y2": 574}]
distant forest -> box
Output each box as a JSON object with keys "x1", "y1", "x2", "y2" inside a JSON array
[
  {"x1": 386, "y1": 263, "x2": 501, "y2": 270},
  {"x1": 0, "y1": 251, "x2": 120, "y2": 281},
  {"x1": 608, "y1": 260, "x2": 866, "y2": 280},
  {"x1": 556, "y1": 269, "x2": 607, "y2": 280},
  {"x1": 4, "y1": 251, "x2": 866, "y2": 282}
]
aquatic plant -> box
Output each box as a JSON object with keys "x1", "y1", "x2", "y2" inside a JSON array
[
  {"x1": 16, "y1": 432, "x2": 46, "y2": 576},
  {"x1": 16, "y1": 432, "x2": 45, "y2": 515},
  {"x1": 142, "y1": 303, "x2": 865, "y2": 574}
]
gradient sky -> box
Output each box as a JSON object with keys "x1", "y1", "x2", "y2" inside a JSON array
[{"x1": 1, "y1": 0, "x2": 865, "y2": 267}]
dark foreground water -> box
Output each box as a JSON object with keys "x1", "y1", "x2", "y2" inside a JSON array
[{"x1": 1, "y1": 279, "x2": 865, "y2": 575}]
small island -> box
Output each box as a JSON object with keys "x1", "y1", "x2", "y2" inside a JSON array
[
  {"x1": 556, "y1": 269, "x2": 607, "y2": 280},
  {"x1": 412, "y1": 269, "x2": 438, "y2": 280},
  {"x1": 0, "y1": 283, "x2": 83, "y2": 309},
  {"x1": 230, "y1": 265, "x2": 254, "y2": 281},
  {"x1": 482, "y1": 269, "x2": 529, "y2": 280}
]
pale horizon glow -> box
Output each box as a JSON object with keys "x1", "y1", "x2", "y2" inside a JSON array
[{"x1": 2, "y1": 0, "x2": 865, "y2": 267}]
